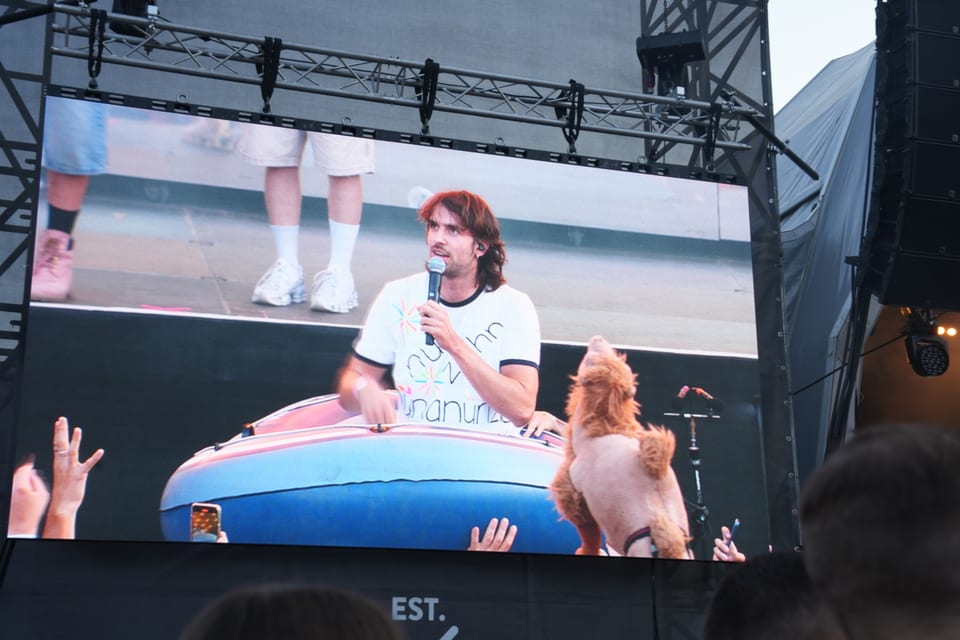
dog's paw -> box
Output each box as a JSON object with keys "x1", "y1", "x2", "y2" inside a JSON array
[
  {"x1": 650, "y1": 511, "x2": 691, "y2": 560},
  {"x1": 575, "y1": 546, "x2": 604, "y2": 556}
]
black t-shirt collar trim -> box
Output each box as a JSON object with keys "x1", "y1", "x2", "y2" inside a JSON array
[{"x1": 441, "y1": 283, "x2": 486, "y2": 308}]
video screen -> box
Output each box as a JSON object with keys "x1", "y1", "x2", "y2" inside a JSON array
[{"x1": 10, "y1": 94, "x2": 765, "y2": 558}]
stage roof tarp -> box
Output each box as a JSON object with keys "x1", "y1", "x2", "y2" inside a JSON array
[{"x1": 776, "y1": 43, "x2": 876, "y2": 483}]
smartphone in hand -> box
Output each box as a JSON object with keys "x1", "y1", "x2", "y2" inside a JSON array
[
  {"x1": 190, "y1": 502, "x2": 221, "y2": 542},
  {"x1": 729, "y1": 517, "x2": 741, "y2": 541}
]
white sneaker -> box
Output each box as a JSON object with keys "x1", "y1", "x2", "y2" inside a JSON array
[
  {"x1": 310, "y1": 266, "x2": 358, "y2": 313},
  {"x1": 252, "y1": 259, "x2": 306, "y2": 306}
]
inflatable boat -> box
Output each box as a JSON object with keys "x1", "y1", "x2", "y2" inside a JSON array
[{"x1": 159, "y1": 394, "x2": 580, "y2": 553}]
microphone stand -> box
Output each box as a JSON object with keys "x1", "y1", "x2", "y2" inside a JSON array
[{"x1": 664, "y1": 387, "x2": 721, "y2": 560}]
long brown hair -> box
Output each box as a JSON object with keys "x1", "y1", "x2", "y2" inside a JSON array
[{"x1": 418, "y1": 189, "x2": 506, "y2": 291}]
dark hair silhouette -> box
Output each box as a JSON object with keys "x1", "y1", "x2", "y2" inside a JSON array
[
  {"x1": 702, "y1": 551, "x2": 843, "y2": 640},
  {"x1": 800, "y1": 423, "x2": 960, "y2": 639},
  {"x1": 179, "y1": 583, "x2": 404, "y2": 640}
]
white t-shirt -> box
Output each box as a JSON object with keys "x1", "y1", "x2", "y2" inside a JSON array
[{"x1": 353, "y1": 272, "x2": 541, "y2": 433}]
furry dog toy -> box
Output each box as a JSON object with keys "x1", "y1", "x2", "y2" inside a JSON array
[{"x1": 550, "y1": 336, "x2": 691, "y2": 558}]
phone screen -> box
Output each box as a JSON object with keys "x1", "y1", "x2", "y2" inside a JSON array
[
  {"x1": 729, "y1": 518, "x2": 741, "y2": 541},
  {"x1": 190, "y1": 502, "x2": 221, "y2": 542}
]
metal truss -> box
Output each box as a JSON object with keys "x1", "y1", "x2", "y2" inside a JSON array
[
  {"x1": 0, "y1": 0, "x2": 47, "y2": 526},
  {"x1": 641, "y1": 0, "x2": 802, "y2": 558},
  {"x1": 0, "y1": 48, "x2": 38, "y2": 347},
  {"x1": 640, "y1": 0, "x2": 773, "y2": 169},
  {"x1": 47, "y1": 2, "x2": 756, "y2": 157}
]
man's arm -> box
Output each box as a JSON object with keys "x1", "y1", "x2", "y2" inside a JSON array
[
  {"x1": 336, "y1": 356, "x2": 397, "y2": 424},
  {"x1": 463, "y1": 360, "x2": 538, "y2": 427},
  {"x1": 419, "y1": 299, "x2": 538, "y2": 426}
]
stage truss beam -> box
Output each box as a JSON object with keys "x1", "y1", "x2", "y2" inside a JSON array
[{"x1": 48, "y1": 3, "x2": 756, "y2": 156}]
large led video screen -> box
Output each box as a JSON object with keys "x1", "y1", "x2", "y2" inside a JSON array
[{"x1": 10, "y1": 94, "x2": 766, "y2": 559}]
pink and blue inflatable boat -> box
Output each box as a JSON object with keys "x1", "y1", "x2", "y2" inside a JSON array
[{"x1": 160, "y1": 394, "x2": 580, "y2": 553}]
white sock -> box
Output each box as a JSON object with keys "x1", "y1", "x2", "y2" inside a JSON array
[
  {"x1": 270, "y1": 224, "x2": 300, "y2": 266},
  {"x1": 327, "y1": 220, "x2": 360, "y2": 271}
]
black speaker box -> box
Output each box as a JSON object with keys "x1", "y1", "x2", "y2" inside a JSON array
[
  {"x1": 635, "y1": 30, "x2": 706, "y2": 70},
  {"x1": 913, "y1": 32, "x2": 960, "y2": 89},
  {"x1": 866, "y1": 252, "x2": 960, "y2": 309},
  {"x1": 911, "y1": 3, "x2": 960, "y2": 36},
  {"x1": 862, "y1": 0, "x2": 960, "y2": 309},
  {"x1": 913, "y1": 84, "x2": 960, "y2": 144}
]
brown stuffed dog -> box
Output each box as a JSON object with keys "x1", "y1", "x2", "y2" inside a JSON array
[{"x1": 550, "y1": 336, "x2": 691, "y2": 558}]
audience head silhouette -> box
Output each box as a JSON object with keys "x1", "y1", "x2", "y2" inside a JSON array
[
  {"x1": 800, "y1": 423, "x2": 960, "y2": 640},
  {"x1": 702, "y1": 551, "x2": 843, "y2": 640},
  {"x1": 178, "y1": 583, "x2": 404, "y2": 640}
]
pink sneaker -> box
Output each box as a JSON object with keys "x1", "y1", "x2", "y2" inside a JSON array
[{"x1": 31, "y1": 229, "x2": 74, "y2": 301}]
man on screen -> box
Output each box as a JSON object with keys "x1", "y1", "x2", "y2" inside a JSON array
[{"x1": 336, "y1": 190, "x2": 540, "y2": 434}]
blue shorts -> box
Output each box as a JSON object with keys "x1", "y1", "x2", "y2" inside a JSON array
[{"x1": 42, "y1": 97, "x2": 108, "y2": 175}]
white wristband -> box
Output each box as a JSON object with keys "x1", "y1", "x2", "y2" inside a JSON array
[{"x1": 353, "y1": 375, "x2": 369, "y2": 396}]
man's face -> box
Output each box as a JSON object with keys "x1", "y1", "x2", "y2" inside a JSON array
[{"x1": 425, "y1": 204, "x2": 481, "y2": 280}]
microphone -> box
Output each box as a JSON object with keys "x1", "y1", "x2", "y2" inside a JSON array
[
  {"x1": 692, "y1": 387, "x2": 724, "y2": 412},
  {"x1": 425, "y1": 257, "x2": 446, "y2": 345},
  {"x1": 671, "y1": 385, "x2": 690, "y2": 411}
]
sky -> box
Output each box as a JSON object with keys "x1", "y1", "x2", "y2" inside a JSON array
[{"x1": 767, "y1": 0, "x2": 878, "y2": 112}]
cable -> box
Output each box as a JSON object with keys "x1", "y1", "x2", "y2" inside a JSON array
[
  {"x1": 790, "y1": 329, "x2": 907, "y2": 396},
  {"x1": 259, "y1": 36, "x2": 282, "y2": 113},
  {"x1": 87, "y1": 8, "x2": 106, "y2": 89},
  {"x1": 554, "y1": 79, "x2": 585, "y2": 154},
  {"x1": 417, "y1": 58, "x2": 439, "y2": 135}
]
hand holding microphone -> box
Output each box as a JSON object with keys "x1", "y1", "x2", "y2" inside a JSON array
[{"x1": 425, "y1": 257, "x2": 446, "y2": 345}]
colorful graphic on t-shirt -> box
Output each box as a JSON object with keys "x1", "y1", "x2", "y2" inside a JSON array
[{"x1": 354, "y1": 272, "x2": 541, "y2": 433}]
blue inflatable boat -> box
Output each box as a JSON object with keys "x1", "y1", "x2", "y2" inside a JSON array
[{"x1": 159, "y1": 394, "x2": 580, "y2": 553}]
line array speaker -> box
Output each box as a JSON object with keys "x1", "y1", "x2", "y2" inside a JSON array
[{"x1": 861, "y1": 0, "x2": 960, "y2": 309}]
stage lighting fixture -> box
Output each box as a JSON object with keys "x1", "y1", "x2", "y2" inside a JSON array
[
  {"x1": 905, "y1": 334, "x2": 949, "y2": 376},
  {"x1": 635, "y1": 30, "x2": 706, "y2": 97},
  {"x1": 903, "y1": 308, "x2": 949, "y2": 376},
  {"x1": 109, "y1": 0, "x2": 159, "y2": 37}
]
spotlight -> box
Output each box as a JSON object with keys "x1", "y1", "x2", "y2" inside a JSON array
[
  {"x1": 903, "y1": 307, "x2": 949, "y2": 376},
  {"x1": 905, "y1": 334, "x2": 949, "y2": 376}
]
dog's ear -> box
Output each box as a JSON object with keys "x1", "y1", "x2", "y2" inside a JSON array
[
  {"x1": 576, "y1": 354, "x2": 639, "y2": 422},
  {"x1": 580, "y1": 354, "x2": 635, "y2": 397},
  {"x1": 638, "y1": 425, "x2": 676, "y2": 478}
]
